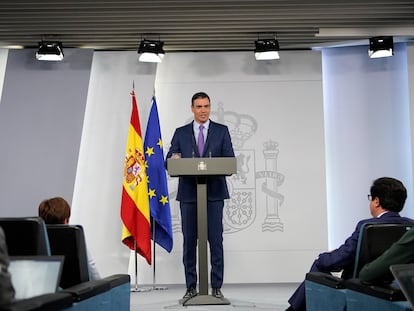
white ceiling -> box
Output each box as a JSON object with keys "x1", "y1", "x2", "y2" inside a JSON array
[{"x1": 1, "y1": 0, "x2": 414, "y2": 51}]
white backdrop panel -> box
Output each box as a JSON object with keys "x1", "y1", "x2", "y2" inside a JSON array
[
  {"x1": 71, "y1": 51, "x2": 157, "y2": 278},
  {"x1": 131, "y1": 51, "x2": 327, "y2": 284},
  {"x1": 323, "y1": 44, "x2": 414, "y2": 249}
]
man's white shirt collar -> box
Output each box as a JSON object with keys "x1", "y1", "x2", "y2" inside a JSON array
[
  {"x1": 194, "y1": 119, "x2": 210, "y2": 130},
  {"x1": 377, "y1": 211, "x2": 389, "y2": 218}
]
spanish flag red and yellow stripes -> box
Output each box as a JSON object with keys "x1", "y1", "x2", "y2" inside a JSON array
[{"x1": 120, "y1": 90, "x2": 151, "y2": 264}]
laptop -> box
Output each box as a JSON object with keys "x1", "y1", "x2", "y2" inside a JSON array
[
  {"x1": 390, "y1": 263, "x2": 414, "y2": 308},
  {"x1": 8, "y1": 256, "x2": 64, "y2": 300}
]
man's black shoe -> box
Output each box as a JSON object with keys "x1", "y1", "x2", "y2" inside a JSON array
[
  {"x1": 212, "y1": 288, "x2": 224, "y2": 299},
  {"x1": 183, "y1": 287, "x2": 197, "y2": 299}
]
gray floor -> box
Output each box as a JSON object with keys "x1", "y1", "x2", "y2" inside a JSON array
[{"x1": 130, "y1": 283, "x2": 299, "y2": 310}]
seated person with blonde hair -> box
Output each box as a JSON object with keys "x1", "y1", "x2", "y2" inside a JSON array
[{"x1": 38, "y1": 197, "x2": 101, "y2": 280}]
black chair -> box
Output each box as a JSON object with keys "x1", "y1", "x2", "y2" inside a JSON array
[
  {"x1": 0, "y1": 217, "x2": 50, "y2": 256},
  {"x1": 345, "y1": 223, "x2": 414, "y2": 279},
  {"x1": 61, "y1": 275, "x2": 131, "y2": 310},
  {"x1": 305, "y1": 222, "x2": 414, "y2": 311},
  {"x1": 343, "y1": 224, "x2": 414, "y2": 310},
  {"x1": 46, "y1": 224, "x2": 89, "y2": 289},
  {"x1": 46, "y1": 225, "x2": 131, "y2": 310},
  {"x1": 2, "y1": 292, "x2": 73, "y2": 311}
]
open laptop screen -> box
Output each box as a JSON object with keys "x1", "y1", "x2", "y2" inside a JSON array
[
  {"x1": 8, "y1": 256, "x2": 64, "y2": 300},
  {"x1": 390, "y1": 263, "x2": 414, "y2": 308}
]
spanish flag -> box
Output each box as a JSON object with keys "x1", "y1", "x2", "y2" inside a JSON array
[{"x1": 121, "y1": 90, "x2": 151, "y2": 264}]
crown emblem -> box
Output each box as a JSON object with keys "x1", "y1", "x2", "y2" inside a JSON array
[
  {"x1": 263, "y1": 140, "x2": 279, "y2": 157},
  {"x1": 211, "y1": 103, "x2": 258, "y2": 149}
]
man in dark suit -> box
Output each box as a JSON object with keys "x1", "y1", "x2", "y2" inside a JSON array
[
  {"x1": 286, "y1": 177, "x2": 414, "y2": 311},
  {"x1": 166, "y1": 91, "x2": 235, "y2": 300}
]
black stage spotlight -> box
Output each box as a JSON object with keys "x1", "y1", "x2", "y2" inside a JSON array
[
  {"x1": 36, "y1": 41, "x2": 64, "y2": 61},
  {"x1": 254, "y1": 38, "x2": 280, "y2": 60},
  {"x1": 368, "y1": 36, "x2": 394, "y2": 58},
  {"x1": 138, "y1": 39, "x2": 165, "y2": 63}
]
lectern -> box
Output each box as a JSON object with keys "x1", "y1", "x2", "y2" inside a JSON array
[{"x1": 167, "y1": 157, "x2": 237, "y2": 306}]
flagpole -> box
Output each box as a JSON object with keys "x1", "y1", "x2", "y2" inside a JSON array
[
  {"x1": 143, "y1": 95, "x2": 173, "y2": 291},
  {"x1": 152, "y1": 218, "x2": 168, "y2": 290},
  {"x1": 131, "y1": 239, "x2": 152, "y2": 292},
  {"x1": 122, "y1": 86, "x2": 154, "y2": 293}
]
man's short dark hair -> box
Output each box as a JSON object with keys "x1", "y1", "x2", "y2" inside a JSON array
[
  {"x1": 370, "y1": 177, "x2": 407, "y2": 212},
  {"x1": 191, "y1": 92, "x2": 210, "y2": 106}
]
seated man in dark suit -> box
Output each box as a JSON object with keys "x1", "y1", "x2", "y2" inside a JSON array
[
  {"x1": 359, "y1": 226, "x2": 414, "y2": 284},
  {"x1": 0, "y1": 226, "x2": 15, "y2": 306},
  {"x1": 286, "y1": 177, "x2": 414, "y2": 311}
]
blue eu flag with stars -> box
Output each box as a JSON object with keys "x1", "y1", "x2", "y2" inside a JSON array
[{"x1": 144, "y1": 96, "x2": 173, "y2": 252}]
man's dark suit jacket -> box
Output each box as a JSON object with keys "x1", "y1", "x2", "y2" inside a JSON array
[
  {"x1": 288, "y1": 211, "x2": 414, "y2": 310},
  {"x1": 166, "y1": 120, "x2": 235, "y2": 202},
  {"x1": 315, "y1": 211, "x2": 414, "y2": 273}
]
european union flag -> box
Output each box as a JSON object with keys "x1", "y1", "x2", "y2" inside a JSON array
[{"x1": 144, "y1": 96, "x2": 173, "y2": 252}]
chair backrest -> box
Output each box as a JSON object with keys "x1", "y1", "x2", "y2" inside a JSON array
[
  {"x1": 352, "y1": 223, "x2": 414, "y2": 278},
  {"x1": 0, "y1": 217, "x2": 50, "y2": 256},
  {"x1": 46, "y1": 224, "x2": 90, "y2": 288}
]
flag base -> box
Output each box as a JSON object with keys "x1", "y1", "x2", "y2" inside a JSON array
[
  {"x1": 153, "y1": 285, "x2": 168, "y2": 290},
  {"x1": 130, "y1": 285, "x2": 152, "y2": 292}
]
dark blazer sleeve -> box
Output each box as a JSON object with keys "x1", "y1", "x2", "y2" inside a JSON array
[
  {"x1": 166, "y1": 123, "x2": 198, "y2": 160},
  {"x1": 203, "y1": 121, "x2": 235, "y2": 158},
  {"x1": 315, "y1": 220, "x2": 363, "y2": 271},
  {"x1": 315, "y1": 212, "x2": 414, "y2": 273}
]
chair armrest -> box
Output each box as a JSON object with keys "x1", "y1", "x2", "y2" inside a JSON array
[
  {"x1": 62, "y1": 279, "x2": 110, "y2": 301},
  {"x1": 101, "y1": 274, "x2": 130, "y2": 288},
  {"x1": 2, "y1": 292, "x2": 73, "y2": 311},
  {"x1": 306, "y1": 272, "x2": 345, "y2": 289},
  {"x1": 345, "y1": 278, "x2": 406, "y2": 301}
]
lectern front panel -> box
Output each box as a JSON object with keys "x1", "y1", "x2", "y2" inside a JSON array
[{"x1": 167, "y1": 157, "x2": 236, "y2": 177}]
